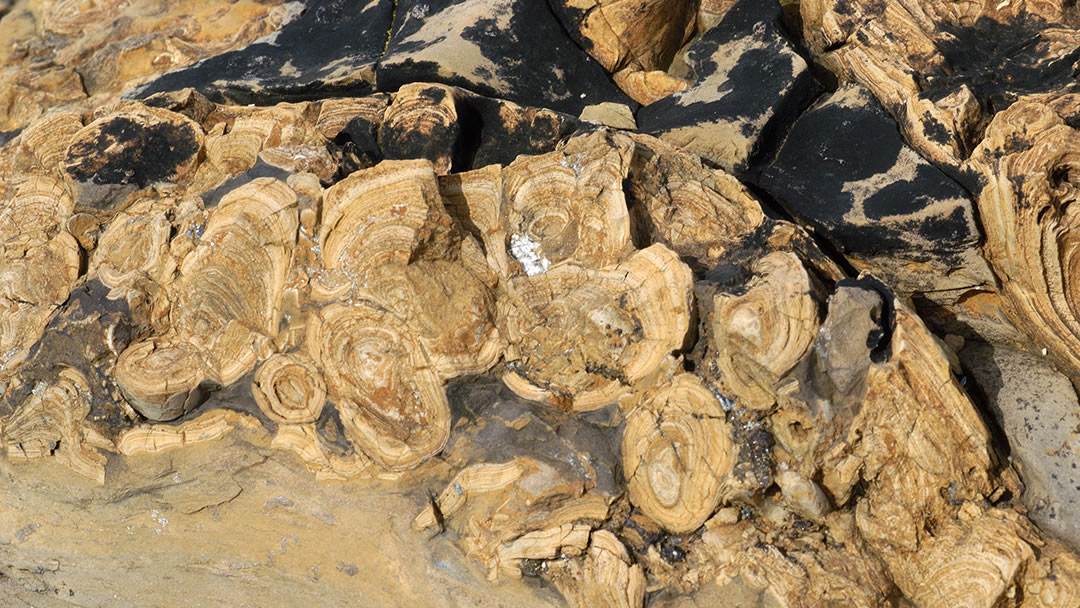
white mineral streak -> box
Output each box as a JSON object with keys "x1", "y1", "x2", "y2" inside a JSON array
[{"x1": 509, "y1": 234, "x2": 549, "y2": 276}]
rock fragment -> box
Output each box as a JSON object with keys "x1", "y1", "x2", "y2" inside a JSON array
[
  {"x1": 378, "y1": 0, "x2": 633, "y2": 116},
  {"x1": 637, "y1": 0, "x2": 820, "y2": 176},
  {"x1": 129, "y1": 0, "x2": 393, "y2": 104}
]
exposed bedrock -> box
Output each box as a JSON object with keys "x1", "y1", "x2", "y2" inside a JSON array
[
  {"x1": 757, "y1": 85, "x2": 996, "y2": 307},
  {"x1": 2, "y1": 0, "x2": 1080, "y2": 605},
  {"x1": 378, "y1": 0, "x2": 634, "y2": 116},
  {"x1": 637, "y1": 0, "x2": 821, "y2": 177},
  {"x1": 128, "y1": 0, "x2": 393, "y2": 104}
]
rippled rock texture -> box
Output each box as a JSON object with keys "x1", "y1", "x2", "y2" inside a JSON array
[{"x1": 2, "y1": 0, "x2": 1080, "y2": 606}]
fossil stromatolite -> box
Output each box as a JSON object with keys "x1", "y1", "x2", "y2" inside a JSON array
[{"x1": 4, "y1": 0, "x2": 1080, "y2": 605}]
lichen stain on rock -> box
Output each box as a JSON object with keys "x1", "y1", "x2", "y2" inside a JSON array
[{"x1": 65, "y1": 117, "x2": 200, "y2": 188}]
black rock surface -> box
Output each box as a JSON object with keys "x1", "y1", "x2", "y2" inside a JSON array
[
  {"x1": 377, "y1": 0, "x2": 632, "y2": 116},
  {"x1": 128, "y1": 0, "x2": 394, "y2": 105},
  {"x1": 637, "y1": 0, "x2": 819, "y2": 177},
  {"x1": 63, "y1": 110, "x2": 202, "y2": 209},
  {"x1": 921, "y1": 14, "x2": 1079, "y2": 116},
  {"x1": 757, "y1": 85, "x2": 981, "y2": 261}
]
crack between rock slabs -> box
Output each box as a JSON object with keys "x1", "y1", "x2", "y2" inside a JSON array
[{"x1": 380, "y1": 0, "x2": 399, "y2": 61}]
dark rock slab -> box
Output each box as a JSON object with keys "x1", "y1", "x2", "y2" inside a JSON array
[
  {"x1": 376, "y1": 0, "x2": 633, "y2": 117},
  {"x1": 959, "y1": 341, "x2": 1080, "y2": 553},
  {"x1": 636, "y1": 0, "x2": 819, "y2": 176},
  {"x1": 757, "y1": 85, "x2": 981, "y2": 263},
  {"x1": 460, "y1": 91, "x2": 581, "y2": 169},
  {"x1": 127, "y1": 0, "x2": 393, "y2": 105}
]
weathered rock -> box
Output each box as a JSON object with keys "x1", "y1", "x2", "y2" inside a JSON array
[
  {"x1": 546, "y1": 0, "x2": 696, "y2": 73},
  {"x1": 414, "y1": 376, "x2": 621, "y2": 582},
  {"x1": 623, "y1": 133, "x2": 766, "y2": 272},
  {"x1": 960, "y1": 341, "x2": 1080, "y2": 553},
  {"x1": 963, "y1": 96, "x2": 1080, "y2": 380},
  {"x1": 0, "y1": 280, "x2": 136, "y2": 435},
  {"x1": 800, "y1": 0, "x2": 1080, "y2": 169},
  {"x1": 64, "y1": 105, "x2": 204, "y2": 209},
  {"x1": 623, "y1": 373, "x2": 735, "y2": 533},
  {"x1": 4, "y1": 25, "x2": 1080, "y2": 603},
  {"x1": 129, "y1": 0, "x2": 394, "y2": 104},
  {"x1": 114, "y1": 178, "x2": 298, "y2": 421},
  {"x1": 1, "y1": 0, "x2": 286, "y2": 131},
  {"x1": 0, "y1": 176, "x2": 81, "y2": 378},
  {"x1": 458, "y1": 92, "x2": 582, "y2": 169},
  {"x1": 758, "y1": 85, "x2": 993, "y2": 299},
  {"x1": 579, "y1": 103, "x2": 636, "y2": 130},
  {"x1": 336, "y1": 83, "x2": 584, "y2": 175},
  {"x1": 47, "y1": 0, "x2": 288, "y2": 98},
  {"x1": 611, "y1": 69, "x2": 691, "y2": 107},
  {"x1": 378, "y1": 0, "x2": 633, "y2": 116},
  {"x1": 637, "y1": 0, "x2": 820, "y2": 176}
]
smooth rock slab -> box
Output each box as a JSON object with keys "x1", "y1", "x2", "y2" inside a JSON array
[
  {"x1": 377, "y1": 0, "x2": 633, "y2": 116},
  {"x1": 0, "y1": 425, "x2": 565, "y2": 607},
  {"x1": 757, "y1": 85, "x2": 981, "y2": 262},
  {"x1": 960, "y1": 341, "x2": 1080, "y2": 553},
  {"x1": 636, "y1": 0, "x2": 819, "y2": 176},
  {"x1": 128, "y1": 0, "x2": 393, "y2": 104}
]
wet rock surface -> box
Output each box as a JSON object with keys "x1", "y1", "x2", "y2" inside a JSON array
[{"x1": 0, "y1": 426, "x2": 566, "y2": 608}]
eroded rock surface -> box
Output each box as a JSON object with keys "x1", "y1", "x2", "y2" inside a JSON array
[
  {"x1": 758, "y1": 85, "x2": 993, "y2": 300},
  {"x1": 3, "y1": 1, "x2": 1080, "y2": 606},
  {"x1": 638, "y1": 0, "x2": 819, "y2": 176}
]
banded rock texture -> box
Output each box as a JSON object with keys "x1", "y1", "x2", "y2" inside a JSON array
[
  {"x1": 3, "y1": 0, "x2": 1080, "y2": 606},
  {"x1": 799, "y1": 0, "x2": 1080, "y2": 170}
]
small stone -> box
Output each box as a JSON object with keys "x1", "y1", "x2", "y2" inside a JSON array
[
  {"x1": 959, "y1": 341, "x2": 1080, "y2": 552},
  {"x1": 578, "y1": 103, "x2": 637, "y2": 130}
]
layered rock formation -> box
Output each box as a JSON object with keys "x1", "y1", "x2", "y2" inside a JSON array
[{"x1": 2, "y1": 0, "x2": 1080, "y2": 606}]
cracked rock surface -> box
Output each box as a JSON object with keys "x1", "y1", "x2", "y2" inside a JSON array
[{"x1": 3, "y1": 0, "x2": 1080, "y2": 606}]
